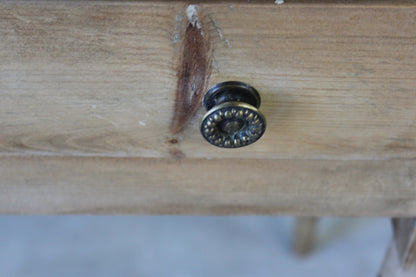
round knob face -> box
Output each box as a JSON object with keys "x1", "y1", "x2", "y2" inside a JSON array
[
  {"x1": 201, "y1": 81, "x2": 266, "y2": 148},
  {"x1": 201, "y1": 102, "x2": 266, "y2": 148}
]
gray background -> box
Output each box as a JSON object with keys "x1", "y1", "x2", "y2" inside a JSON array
[{"x1": 0, "y1": 216, "x2": 391, "y2": 277}]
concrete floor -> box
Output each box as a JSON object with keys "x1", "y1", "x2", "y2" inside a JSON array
[{"x1": 0, "y1": 216, "x2": 391, "y2": 277}]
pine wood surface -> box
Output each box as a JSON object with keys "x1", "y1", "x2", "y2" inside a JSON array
[{"x1": 1, "y1": 0, "x2": 415, "y2": 214}]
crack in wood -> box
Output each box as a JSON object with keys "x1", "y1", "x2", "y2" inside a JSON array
[{"x1": 170, "y1": 4, "x2": 212, "y2": 135}]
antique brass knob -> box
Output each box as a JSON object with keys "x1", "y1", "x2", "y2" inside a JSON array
[{"x1": 200, "y1": 81, "x2": 266, "y2": 148}]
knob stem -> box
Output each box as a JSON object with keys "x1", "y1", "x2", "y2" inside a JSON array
[{"x1": 202, "y1": 81, "x2": 261, "y2": 111}]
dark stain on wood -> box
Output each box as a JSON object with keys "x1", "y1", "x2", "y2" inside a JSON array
[
  {"x1": 169, "y1": 147, "x2": 186, "y2": 161},
  {"x1": 171, "y1": 6, "x2": 211, "y2": 134},
  {"x1": 168, "y1": 138, "x2": 179, "y2": 144}
]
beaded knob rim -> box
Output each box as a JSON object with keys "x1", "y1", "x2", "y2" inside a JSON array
[{"x1": 200, "y1": 102, "x2": 266, "y2": 148}]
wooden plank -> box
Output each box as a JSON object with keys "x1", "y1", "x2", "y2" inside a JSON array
[
  {"x1": 0, "y1": 1, "x2": 416, "y2": 160},
  {"x1": 379, "y1": 218, "x2": 416, "y2": 277},
  {"x1": 1, "y1": 156, "x2": 415, "y2": 215},
  {"x1": 1, "y1": 1, "x2": 416, "y2": 215},
  {"x1": 392, "y1": 218, "x2": 416, "y2": 272},
  {"x1": 293, "y1": 217, "x2": 319, "y2": 256}
]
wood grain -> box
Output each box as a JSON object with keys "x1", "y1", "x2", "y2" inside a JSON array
[
  {"x1": 1, "y1": 1, "x2": 416, "y2": 215},
  {"x1": 1, "y1": 156, "x2": 415, "y2": 215},
  {"x1": 0, "y1": 1, "x2": 415, "y2": 160}
]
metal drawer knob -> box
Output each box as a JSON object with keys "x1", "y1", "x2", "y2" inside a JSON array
[{"x1": 200, "y1": 81, "x2": 266, "y2": 148}]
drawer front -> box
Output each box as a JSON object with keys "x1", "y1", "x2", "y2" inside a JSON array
[{"x1": 0, "y1": 1, "x2": 415, "y2": 215}]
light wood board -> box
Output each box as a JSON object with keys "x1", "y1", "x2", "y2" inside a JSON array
[
  {"x1": 0, "y1": 1, "x2": 415, "y2": 214},
  {"x1": 1, "y1": 156, "x2": 415, "y2": 215}
]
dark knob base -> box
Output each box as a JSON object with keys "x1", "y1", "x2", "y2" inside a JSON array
[{"x1": 200, "y1": 81, "x2": 266, "y2": 148}]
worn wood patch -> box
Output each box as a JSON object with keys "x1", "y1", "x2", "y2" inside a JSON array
[{"x1": 171, "y1": 5, "x2": 212, "y2": 134}]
